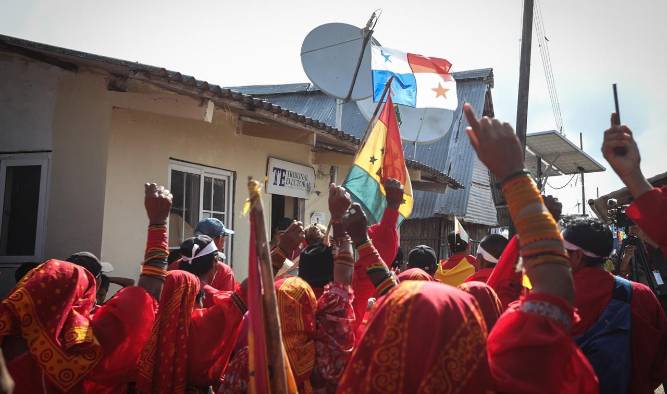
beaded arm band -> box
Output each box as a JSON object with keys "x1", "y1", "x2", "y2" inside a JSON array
[
  {"x1": 333, "y1": 234, "x2": 355, "y2": 267},
  {"x1": 359, "y1": 241, "x2": 398, "y2": 297},
  {"x1": 141, "y1": 224, "x2": 168, "y2": 280},
  {"x1": 520, "y1": 300, "x2": 572, "y2": 331},
  {"x1": 502, "y1": 175, "x2": 569, "y2": 269}
]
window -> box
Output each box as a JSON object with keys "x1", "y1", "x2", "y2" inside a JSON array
[
  {"x1": 168, "y1": 161, "x2": 234, "y2": 263},
  {"x1": 0, "y1": 153, "x2": 50, "y2": 263}
]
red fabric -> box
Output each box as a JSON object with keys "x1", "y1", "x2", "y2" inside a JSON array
[
  {"x1": 442, "y1": 253, "x2": 479, "y2": 270},
  {"x1": 84, "y1": 286, "x2": 157, "y2": 393},
  {"x1": 573, "y1": 267, "x2": 667, "y2": 393},
  {"x1": 397, "y1": 267, "x2": 434, "y2": 281},
  {"x1": 458, "y1": 281, "x2": 503, "y2": 330},
  {"x1": 187, "y1": 291, "x2": 244, "y2": 387},
  {"x1": 339, "y1": 281, "x2": 492, "y2": 393},
  {"x1": 626, "y1": 186, "x2": 667, "y2": 255},
  {"x1": 352, "y1": 208, "x2": 399, "y2": 329},
  {"x1": 486, "y1": 235, "x2": 523, "y2": 309},
  {"x1": 211, "y1": 261, "x2": 238, "y2": 292},
  {"x1": 0, "y1": 260, "x2": 101, "y2": 393},
  {"x1": 465, "y1": 267, "x2": 494, "y2": 283},
  {"x1": 380, "y1": 95, "x2": 410, "y2": 187},
  {"x1": 247, "y1": 217, "x2": 269, "y2": 393},
  {"x1": 222, "y1": 280, "x2": 355, "y2": 393},
  {"x1": 487, "y1": 292, "x2": 599, "y2": 394},
  {"x1": 137, "y1": 271, "x2": 200, "y2": 394}
]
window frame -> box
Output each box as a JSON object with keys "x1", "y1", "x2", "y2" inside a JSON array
[
  {"x1": 168, "y1": 160, "x2": 235, "y2": 265},
  {"x1": 0, "y1": 152, "x2": 51, "y2": 263}
]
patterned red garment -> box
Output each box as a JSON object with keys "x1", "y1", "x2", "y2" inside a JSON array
[
  {"x1": 487, "y1": 292, "x2": 599, "y2": 394},
  {"x1": 458, "y1": 281, "x2": 503, "y2": 330},
  {"x1": 397, "y1": 268, "x2": 434, "y2": 281},
  {"x1": 137, "y1": 271, "x2": 199, "y2": 394},
  {"x1": 84, "y1": 286, "x2": 158, "y2": 393},
  {"x1": 221, "y1": 279, "x2": 355, "y2": 393},
  {"x1": 338, "y1": 281, "x2": 492, "y2": 394},
  {"x1": 352, "y1": 208, "x2": 399, "y2": 329},
  {"x1": 0, "y1": 260, "x2": 102, "y2": 392}
]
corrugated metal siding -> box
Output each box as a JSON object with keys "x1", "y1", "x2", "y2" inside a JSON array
[
  {"x1": 405, "y1": 80, "x2": 491, "y2": 222},
  {"x1": 243, "y1": 74, "x2": 497, "y2": 225}
]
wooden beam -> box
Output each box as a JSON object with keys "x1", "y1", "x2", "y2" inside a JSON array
[
  {"x1": 241, "y1": 121, "x2": 313, "y2": 145},
  {"x1": 108, "y1": 91, "x2": 212, "y2": 122}
]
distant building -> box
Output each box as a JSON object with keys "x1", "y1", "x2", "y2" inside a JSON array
[
  {"x1": 0, "y1": 34, "x2": 455, "y2": 294},
  {"x1": 236, "y1": 69, "x2": 498, "y2": 259}
]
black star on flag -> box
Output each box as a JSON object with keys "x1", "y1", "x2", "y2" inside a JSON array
[{"x1": 369, "y1": 155, "x2": 378, "y2": 164}]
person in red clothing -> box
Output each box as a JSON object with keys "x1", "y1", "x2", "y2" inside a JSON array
[
  {"x1": 434, "y1": 231, "x2": 478, "y2": 286},
  {"x1": 176, "y1": 235, "x2": 225, "y2": 308},
  {"x1": 465, "y1": 234, "x2": 508, "y2": 283},
  {"x1": 195, "y1": 217, "x2": 237, "y2": 292},
  {"x1": 565, "y1": 216, "x2": 667, "y2": 393},
  {"x1": 347, "y1": 178, "x2": 402, "y2": 329}
]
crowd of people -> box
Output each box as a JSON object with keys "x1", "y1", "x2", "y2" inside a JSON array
[{"x1": 0, "y1": 105, "x2": 666, "y2": 393}]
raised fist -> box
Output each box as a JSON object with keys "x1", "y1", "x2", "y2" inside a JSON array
[{"x1": 144, "y1": 183, "x2": 172, "y2": 225}]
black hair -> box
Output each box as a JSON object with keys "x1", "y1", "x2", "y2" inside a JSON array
[
  {"x1": 179, "y1": 235, "x2": 217, "y2": 277},
  {"x1": 99, "y1": 274, "x2": 110, "y2": 291},
  {"x1": 298, "y1": 244, "x2": 334, "y2": 288},
  {"x1": 392, "y1": 248, "x2": 404, "y2": 270},
  {"x1": 14, "y1": 262, "x2": 39, "y2": 283},
  {"x1": 272, "y1": 217, "x2": 294, "y2": 235},
  {"x1": 479, "y1": 234, "x2": 509, "y2": 260},
  {"x1": 447, "y1": 231, "x2": 468, "y2": 254},
  {"x1": 563, "y1": 218, "x2": 613, "y2": 267},
  {"x1": 407, "y1": 245, "x2": 437, "y2": 275}
]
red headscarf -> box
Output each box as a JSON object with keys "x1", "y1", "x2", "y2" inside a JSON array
[
  {"x1": 137, "y1": 270, "x2": 200, "y2": 394},
  {"x1": 397, "y1": 268, "x2": 434, "y2": 282},
  {"x1": 0, "y1": 260, "x2": 102, "y2": 392},
  {"x1": 338, "y1": 281, "x2": 492, "y2": 393},
  {"x1": 458, "y1": 281, "x2": 503, "y2": 330}
]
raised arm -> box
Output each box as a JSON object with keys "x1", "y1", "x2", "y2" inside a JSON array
[
  {"x1": 366, "y1": 178, "x2": 402, "y2": 264},
  {"x1": 270, "y1": 221, "x2": 304, "y2": 276},
  {"x1": 137, "y1": 183, "x2": 172, "y2": 300},
  {"x1": 464, "y1": 104, "x2": 573, "y2": 303},
  {"x1": 602, "y1": 113, "x2": 667, "y2": 253}
]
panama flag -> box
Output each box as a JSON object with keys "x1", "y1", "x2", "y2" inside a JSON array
[
  {"x1": 371, "y1": 45, "x2": 457, "y2": 110},
  {"x1": 343, "y1": 95, "x2": 413, "y2": 225}
]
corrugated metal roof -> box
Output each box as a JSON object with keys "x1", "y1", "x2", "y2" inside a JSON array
[{"x1": 240, "y1": 75, "x2": 496, "y2": 225}]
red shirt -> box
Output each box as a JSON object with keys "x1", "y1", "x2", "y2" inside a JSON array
[
  {"x1": 573, "y1": 267, "x2": 667, "y2": 393},
  {"x1": 351, "y1": 208, "x2": 399, "y2": 328},
  {"x1": 626, "y1": 186, "x2": 667, "y2": 256},
  {"x1": 486, "y1": 236, "x2": 523, "y2": 310},
  {"x1": 442, "y1": 253, "x2": 479, "y2": 270}
]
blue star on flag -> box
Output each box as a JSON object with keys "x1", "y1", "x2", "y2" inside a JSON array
[{"x1": 381, "y1": 49, "x2": 391, "y2": 62}]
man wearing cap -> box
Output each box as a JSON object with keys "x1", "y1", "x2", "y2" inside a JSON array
[
  {"x1": 406, "y1": 245, "x2": 438, "y2": 276},
  {"x1": 564, "y1": 217, "x2": 667, "y2": 393},
  {"x1": 195, "y1": 218, "x2": 237, "y2": 292},
  {"x1": 434, "y1": 232, "x2": 479, "y2": 286},
  {"x1": 465, "y1": 234, "x2": 508, "y2": 283}
]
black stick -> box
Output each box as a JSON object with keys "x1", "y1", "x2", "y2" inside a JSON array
[{"x1": 612, "y1": 83, "x2": 627, "y2": 156}]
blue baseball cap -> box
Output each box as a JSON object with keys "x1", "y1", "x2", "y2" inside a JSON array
[{"x1": 195, "y1": 218, "x2": 234, "y2": 238}]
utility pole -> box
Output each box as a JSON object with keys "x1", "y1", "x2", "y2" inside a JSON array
[
  {"x1": 579, "y1": 132, "x2": 586, "y2": 215},
  {"x1": 516, "y1": 0, "x2": 534, "y2": 158}
]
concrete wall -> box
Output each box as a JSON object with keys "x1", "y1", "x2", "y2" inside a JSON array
[
  {"x1": 46, "y1": 71, "x2": 112, "y2": 259},
  {"x1": 0, "y1": 54, "x2": 61, "y2": 152},
  {"x1": 101, "y1": 106, "x2": 334, "y2": 280}
]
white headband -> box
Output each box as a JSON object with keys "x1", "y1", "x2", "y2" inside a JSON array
[
  {"x1": 477, "y1": 245, "x2": 499, "y2": 264},
  {"x1": 181, "y1": 241, "x2": 218, "y2": 264},
  {"x1": 562, "y1": 238, "x2": 605, "y2": 259}
]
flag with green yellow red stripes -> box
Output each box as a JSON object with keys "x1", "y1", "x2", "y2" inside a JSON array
[{"x1": 343, "y1": 95, "x2": 413, "y2": 224}]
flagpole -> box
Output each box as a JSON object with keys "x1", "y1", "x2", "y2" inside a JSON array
[
  {"x1": 359, "y1": 75, "x2": 394, "y2": 147},
  {"x1": 248, "y1": 178, "x2": 289, "y2": 394}
]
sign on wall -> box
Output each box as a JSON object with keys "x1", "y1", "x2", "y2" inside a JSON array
[{"x1": 267, "y1": 158, "x2": 316, "y2": 199}]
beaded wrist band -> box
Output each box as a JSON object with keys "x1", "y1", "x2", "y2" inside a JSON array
[
  {"x1": 141, "y1": 264, "x2": 167, "y2": 280},
  {"x1": 502, "y1": 175, "x2": 569, "y2": 269},
  {"x1": 520, "y1": 300, "x2": 572, "y2": 331},
  {"x1": 499, "y1": 169, "x2": 532, "y2": 186}
]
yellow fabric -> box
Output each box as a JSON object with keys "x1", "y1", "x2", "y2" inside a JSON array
[
  {"x1": 353, "y1": 112, "x2": 414, "y2": 219},
  {"x1": 434, "y1": 259, "x2": 476, "y2": 287},
  {"x1": 522, "y1": 274, "x2": 533, "y2": 289}
]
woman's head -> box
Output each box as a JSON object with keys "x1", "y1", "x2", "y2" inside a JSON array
[{"x1": 178, "y1": 235, "x2": 218, "y2": 283}]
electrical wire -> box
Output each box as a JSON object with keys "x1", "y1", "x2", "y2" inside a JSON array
[
  {"x1": 534, "y1": 0, "x2": 564, "y2": 133},
  {"x1": 546, "y1": 174, "x2": 577, "y2": 190}
]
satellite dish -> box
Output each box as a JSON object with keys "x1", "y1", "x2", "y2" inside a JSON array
[
  {"x1": 356, "y1": 97, "x2": 455, "y2": 143},
  {"x1": 301, "y1": 23, "x2": 379, "y2": 101}
]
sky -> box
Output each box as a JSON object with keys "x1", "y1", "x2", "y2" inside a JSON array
[{"x1": 2, "y1": 0, "x2": 665, "y2": 216}]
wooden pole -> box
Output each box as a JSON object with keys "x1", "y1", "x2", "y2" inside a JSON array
[
  {"x1": 516, "y1": 0, "x2": 534, "y2": 158},
  {"x1": 248, "y1": 178, "x2": 289, "y2": 394},
  {"x1": 579, "y1": 133, "x2": 586, "y2": 216}
]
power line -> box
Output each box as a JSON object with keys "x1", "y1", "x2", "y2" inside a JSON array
[
  {"x1": 546, "y1": 174, "x2": 577, "y2": 190},
  {"x1": 534, "y1": 0, "x2": 564, "y2": 133}
]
